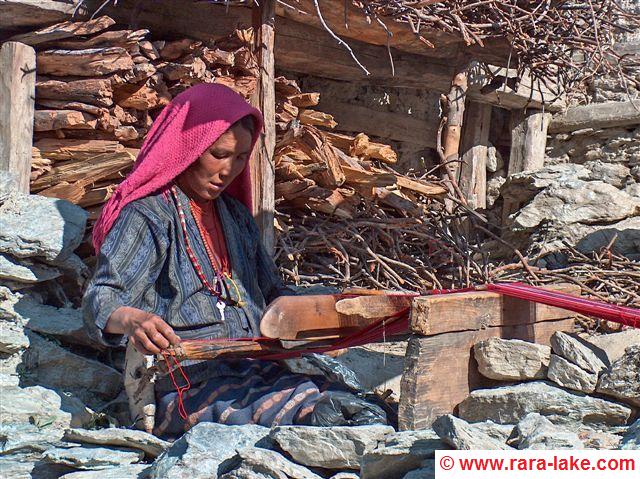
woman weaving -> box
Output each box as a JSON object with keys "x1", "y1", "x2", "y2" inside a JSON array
[{"x1": 83, "y1": 84, "x2": 385, "y2": 438}]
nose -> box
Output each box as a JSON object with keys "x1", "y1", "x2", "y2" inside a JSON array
[{"x1": 216, "y1": 158, "x2": 234, "y2": 180}]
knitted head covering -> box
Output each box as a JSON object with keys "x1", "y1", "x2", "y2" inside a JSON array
[{"x1": 92, "y1": 83, "x2": 263, "y2": 252}]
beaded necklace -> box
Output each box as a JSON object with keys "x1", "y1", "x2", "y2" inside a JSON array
[{"x1": 170, "y1": 185, "x2": 243, "y2": 309}]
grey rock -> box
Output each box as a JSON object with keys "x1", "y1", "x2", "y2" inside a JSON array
[
  {"x1": 547, "y1": 354, "x2": 597, "y2": 393},
  {"x1": 401, "y1": 460, "x2": 435, "y2": 479},
  {"x1": 486, "y1": 145, "x2": 504, "y2": 173},
  {"x1": 0, "y1": 171, "x2": 19, "y2": 204},
  {"x1": 577, "y1": 429, "x2": 622, "y2": 449},
  {"x1": 0, "y1": 383, "x2": 93, "y2": 429},
  {"x1": 433, "y1": 415, "x2": 512, "y2": 450},
  {"x1": 228, "y1": 447, "x2": 322, "y2": 479},
  {"x1": 597, "y1": 345, "x2": 640, "y2": 407},
  {"x1": 23, "y1": 332, "x2": 121, "y2": 404},
  {"x1": 468, "y1": 421, "x2": 514, "y2": 443},
  {"x1": 271, "y1": 425, "x2": 393, "y2": 470},
  {"x1": 585, "y1": 160, "x2": 631, "y2": 188},
  {"x1": 502, "y1": 164, "x2": 592, "y2": 205},
  {"x1": 474, "y1": 338, "x2": 550, "y2": 381},
  {"x1": 458, "y1": 381, "x2": 632, "y2": 428},
  {"x1": 585, "y1": 330, "x2": 640, "y2": 364},
  {"x1": 18, "y1": 298, "x2": 94, "y2": 347},
  {"x1": 0, "y1": 194, "x2": 87, "y2": 262},
  {"x1": 0, "y1": 253, "x2": 61, "y2": 283},
  {"x1": 0, "y1": 321, "x2": 29, "y2": 354},
  {"x1": 330, "y1": 474, "x2": 360, "y2": 479},
  {"x1": 64, "y1": 428, "x2": 170, "y2": 458},
  {"x1": 551, "y1": 332, "x2": 607, "y2": 374},
  {"x1": 60, "y1": 465, "x2": 151, "y2": 478},
  {"x1": 508, "y1": 413, "x2": 583, "y2": 450},
  {"x1": 0, "y1": 285, "x2": 21, "y2": 321},
  {"x1": 43, "y1": 445, "x2": 143, "y2": 470},
  {"x1": 150, "y1": 423, "x2": 271, "y2": 479},
  {"x1": 360, "y1": 429, "x2": 447, "y2": 479},
  {"x1": 0, "y1": 423, "x2": 64, "y2": 455},
  {"x1": 620, "y1": 419, "x2": 640, "y2": 450}
]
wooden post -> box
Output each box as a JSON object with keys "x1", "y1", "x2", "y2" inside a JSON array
[
  {"x1": 0, "y1": 42, "x2": 36, "y2": 193},
  {"x1": 459, "y1": 102, "x2": 492, "y2": 210},
  {"x1": 251, "y1": 0, "x2": 276, "y2": 254},
  {"x1": 439, "y1": 62, "x2": 469, "y2": 209},
  {"x1": 507, "y1": 108, "x2": 551, "y2": 176}
]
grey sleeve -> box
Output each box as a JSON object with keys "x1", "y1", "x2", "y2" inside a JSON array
[{"x1": 82, "y1": 205, "x2": 168, "y2": 347}]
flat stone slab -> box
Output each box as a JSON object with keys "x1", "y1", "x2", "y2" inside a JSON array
[
  {"x1": 43, "y1": 445, "x2": 143, "y2": 470},
  {"x1": 360, "y1": 429, "x2": 447, "y2": 479},
  {"x1": 150, "y1": 423, "x2": 271, "y2": 479},
  {"x1": 433, "y1": 415, "x2": 512, "y2": 450},
  {"x1": 0, "y1": 193, "x2": 87, "y2": 262},
  {"x1": 270, "y1": 425, "x2": 393, "y2": 470},
  {"x1": 0, "y1": 253, "x2": 61, "y2": 283},
  {"x1": 596, "y1": 345, "x2": 640, "y2": 407},
  {"x1": 547, "y1": 354, "x2": 597, "y2": 393},
  {"x1": 474, "y1": 338, "x2": 550, "y2": 381},
  {"x1": 0, "y1": 321, "x2": 29, "y2": 354},
  {"x1": 551, "y1": 332, "x2": 606, "y2": 374},
  {"x1": 508, "y1": 413, "x2": 583, "y2": 450},
  {"x1": 620, "y1": 419, "x2": 640, "y2": 450},
  {"x1": 584, "y1": 330, "x2": 640, "y2": 364},
  {"x1": 458, "y1": 381, "x2": 632, "y2": 428},
  {"x1": 60, "y1": 464, "x2": 150, "y2": 478},
  {"x1": 221, "y1": 447, "x2": 322, "y2": 479},
  {"x1": 64, "y1": 428, "x2": 170, "y2": 458}
]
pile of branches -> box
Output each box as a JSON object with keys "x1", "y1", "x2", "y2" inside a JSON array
[{"x1": 358, "y1": 0, "x2": 640, "y2": 96}]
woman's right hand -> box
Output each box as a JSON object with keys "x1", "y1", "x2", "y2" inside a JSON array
[{"x1": 106, "y1": 306, "x2": 181, "y2": 355}]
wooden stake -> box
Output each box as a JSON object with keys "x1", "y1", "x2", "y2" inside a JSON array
[
  {"x1": 508, "y1": 108, "x2": 551, "y2": 175},
  {"x1": 0, "y1": 42, "x2": 36, "y2": 193},
  {"x1": 442, "y1": 65, "x2": 469, "y2": 180},
  {"x1": 459, "y1": 102, "x2": 492, "y2": 209},
  {"x1": 251, "y1": 0, "x2": 276, "y2": 254}
]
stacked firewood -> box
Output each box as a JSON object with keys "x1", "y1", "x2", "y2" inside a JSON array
[{"x1": 27, "y1": 16, "x2": 258, "y2": 222}]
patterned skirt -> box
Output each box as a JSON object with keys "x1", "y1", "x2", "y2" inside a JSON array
[{"x1": 153, "y1": 360, "x2": 341, "y2": 439}]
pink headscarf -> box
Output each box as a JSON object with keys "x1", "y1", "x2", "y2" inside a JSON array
[{"x1": 92, "y1": 83, "x2": 264, "y2": 252}]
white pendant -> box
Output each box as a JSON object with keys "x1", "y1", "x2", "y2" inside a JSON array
[{"x1": 216, "y1": 299, "x2": 226, "y2": 322}]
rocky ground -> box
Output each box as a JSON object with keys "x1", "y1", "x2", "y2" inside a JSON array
[{"x1": 1, "y1": 171, "x2": 639, "y2": 478}]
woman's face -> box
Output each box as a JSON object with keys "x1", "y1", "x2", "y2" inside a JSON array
[{"x1": 178, "y1": 123, "x2": 253, "y2": 201}]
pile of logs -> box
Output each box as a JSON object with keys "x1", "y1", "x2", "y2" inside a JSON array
[{"x1": 19, "y1": 15, "x2": 455, "y2": 290}]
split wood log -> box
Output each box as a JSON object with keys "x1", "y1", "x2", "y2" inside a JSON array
[
  {"x1": 40, "y1": 29, "x2": 149, "y2": 51},
  {"x1": 113, "y1": 80, "x2": 171, "y2": 110},
  {"x1": 33, "y1": 138, "x2": 125, "y2": 162},
  {"x1": 36, "y1": 99, "x2": 105, "y2": 116},
  {"x1": 508, "y1": 108, "x2": 551, "y2": 175},
  {"x1": 298, "y1": 109, "x2": 337, "y2": 129},
  {"x1": 288, "y1": 93, "x2": 320, "y2": 108},
  {"x1": 159, "y1": 38, "x2": 202, "y2": 61},
  {"x1": 37, "y1": 47, "x2": 134, "y2": 77},
  {"x1": 8, "y1": 15, "x2": 116, "y2": 46},
  {"x1": 34, "y1": 109, "x2": 98, "y2": 131},
  {"x1": 36, "y1": 77, "x2": 114, "y2": 107},
  {"x1": 459, "y1": 102, "x2": 492, "y2": 209},
  {"x1": 201, "y1": 47, "x2": 235, "y2": 67},
  {"x1": 0, "y1": 42, "x2": 36, "y2": 193}
]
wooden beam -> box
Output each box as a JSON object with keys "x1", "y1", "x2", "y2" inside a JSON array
[
  {"x1": 274, "y1": 0, "x2": 512, "y2": 65},
  {"x1": 549, "y1": 100, "x2": 640, "y2": 134},
  {"x1": 399, "y1": 284, "x2": 579, "y2": 430},
  {"x1": 95, "y1": 0, "x2": 557, "y2": 110},
  {"x1": 317, "y1": 100, "x2": 438, "y2": 147},
  {"x1": 0, "y1": 0, "x2": 81, "y2": 30},
  {"x1": 459, "y1": 102, "x2": 491, "y2": 209},
  {"x1": 507, "y1": 108, "x2": 551, "y2": 176},
  {"x1": 251, "y1": 0, "x2": 276, "y2": 254},
  {"x1": 409, "y1": 285, "x2": 580, "y2": 336},
  {"x1": 0, "y1": 42, "x2": 36, "y2": 193}
]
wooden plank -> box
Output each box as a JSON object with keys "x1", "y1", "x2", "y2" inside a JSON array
[
  {"x1": 398, "y1": 316, "x2": 575, "y2": 430},
  {"x1": 251, "y1": 0, "x2": 276, "y2": 254},
  {"x1": 459, "y1": 102, "x2": 492, "y2": 209},
  {"x1": 0, "y1": 42, "x2": 36, "y2": 193},
  {"x1": 549, "y1": 100, "x2": 640, "y2": 134},
  {"x1": 508, "y1": 108, "x2": 552, "y2": 175},
  {"x1": 318, "y1": 100, "x2": 438, "y2": 147},
  {"x1": 8, "y1": 15, "x2": 115, "y2": 45},
  {"x1": 0, "y1": 0, "x2": 79, "y2": 30},
  {"x1": 410, "y1": 284, "x2": 580, "y2": 336}
]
